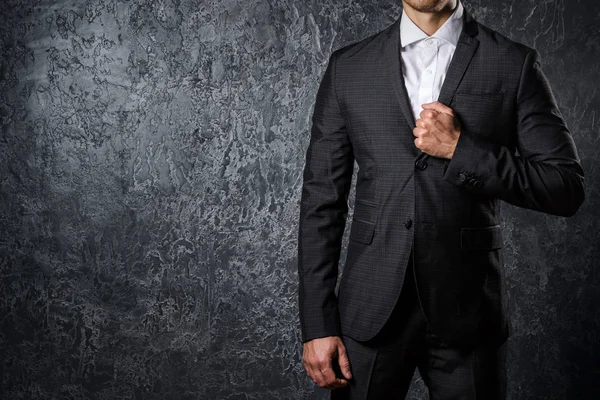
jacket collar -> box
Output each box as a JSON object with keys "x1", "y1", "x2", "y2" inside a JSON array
[
  {"x1": 386, "y1": 2, "x2": 479, "y2": 41},
  {"x1": 384, "y1": 3, "x2": 480, "y2": 133},
  {"x1": 400, "y1": 0, "x2": 464, "y2": 48}
]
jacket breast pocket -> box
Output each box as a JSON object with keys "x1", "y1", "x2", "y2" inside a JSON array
[
  {"x1": 461, "y1": 225, "x2": 503, "y2": 250},
  {"x1": 451, "y1": 92, "x2": 504, "y2": 137}
]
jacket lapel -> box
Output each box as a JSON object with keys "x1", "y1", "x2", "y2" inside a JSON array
[
  {"x1": 437, "y1": 10, "x2": 480, "y2": 106},
  {"x1": 384, "y1": 18, "x2": 416, "y2": 130},
  {"x1": 384, "y1": 6, "x2": 480, "y2": 130}
]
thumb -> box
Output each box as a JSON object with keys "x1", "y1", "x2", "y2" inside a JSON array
[
  {"x1": 337, "y1": 342, "x2": 353, "y2": 379},
  {"x1": 421, "y1": 101, "x2": 453, "y2": 116}
]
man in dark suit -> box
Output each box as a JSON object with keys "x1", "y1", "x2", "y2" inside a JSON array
[{"x1": 297, "y1": 0, "x2": 585, "y2": 398}]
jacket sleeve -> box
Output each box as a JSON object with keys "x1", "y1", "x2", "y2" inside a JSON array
[
  {"x1": 443, "y1": 49, "x2": 585, "y2": 217},
  {"x1": 298, "y1": 50, "x2": 354, "y2": 343}
]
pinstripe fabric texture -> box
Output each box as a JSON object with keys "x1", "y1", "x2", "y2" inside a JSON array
[{"x1": 297, "y1": 6, "x2": 585, "y2": 348}]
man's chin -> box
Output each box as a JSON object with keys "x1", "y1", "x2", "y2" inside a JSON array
[{"x1": 404, "y1": 0, "x2": 450, "y2": 13}]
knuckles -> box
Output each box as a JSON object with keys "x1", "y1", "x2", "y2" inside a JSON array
[{"x1": 419, "y1": 110, "x2": 435, "y2": 119}]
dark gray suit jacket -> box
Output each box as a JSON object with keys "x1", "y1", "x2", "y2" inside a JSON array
[{"x1": 297, "y1": 7, "x2": 585, "y2": 347}]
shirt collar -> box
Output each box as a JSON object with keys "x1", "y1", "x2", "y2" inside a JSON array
[{"x1": 400, "y1": 0, "x2": 464, "y2": 48}]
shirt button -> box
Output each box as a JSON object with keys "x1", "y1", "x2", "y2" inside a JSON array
[{"x1": 404, "y1": 218, "x2": 413, "y2": 229}]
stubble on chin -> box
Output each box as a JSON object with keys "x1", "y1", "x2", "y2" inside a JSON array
[{"x1": 404, "y1": 0, "x2": 449, "y2": 13}]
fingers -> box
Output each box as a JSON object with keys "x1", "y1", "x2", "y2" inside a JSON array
[
  {"x1": 415, "y1": 117, "x2": 431, "y2": 129},
  {"x1": 337, "y1": 342, "x2": 353, "y2": 380},
  {"x1": 416, "y1": 107, "x2": 444, "y2": 132},
  {"x1": 421, "y1": 101, "x2": 455, "y2": 116},
  {"x1": 305, "y1": 363, "x2": 326, "y2": 387},
  {"x1": 304, "y1": 361, "x2": 348, "y2": 389},
  {"x1": 418, "y1": 109, "x2": 438, "y2": 120},
  {"x1": 413, "y1": 126, "x2": 426, "y2": 138},
  {"x1": 414, "y1": 102, "x2": 460, "y2": 159},
  {"x1": 413, "y1": 126, "x2": 425, "y2": 150},
  {"x1": 321, "y1": 366, "x2": 348, "y2": 389},
  {"x1": 302, "y1": 338, "x2": 350, "y2": 390}
]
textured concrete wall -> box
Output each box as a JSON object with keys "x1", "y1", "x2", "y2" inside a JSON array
[{"x1": 0, "y1": 0, "x2": 597, "y2": 399}]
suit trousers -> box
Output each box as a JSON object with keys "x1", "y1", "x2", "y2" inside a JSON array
[{"x1": 330, "y1": 250, "x2": 507, "y2": 400}]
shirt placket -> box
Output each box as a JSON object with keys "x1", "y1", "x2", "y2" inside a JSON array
[{"x1": 418, "y1": 38, "x2": 439, "y2": 114}]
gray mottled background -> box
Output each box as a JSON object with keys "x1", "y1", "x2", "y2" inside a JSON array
[{"x1": 0, "y1": 0, "x2": 598, "y2": 399}]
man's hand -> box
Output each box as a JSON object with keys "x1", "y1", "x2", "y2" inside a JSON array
[
  {"x1": 302, "y1": 336, "x2": 352, "y2": 390},
  {"x1": 413, "y1": 101, "x2": 462, "y2": 159}
]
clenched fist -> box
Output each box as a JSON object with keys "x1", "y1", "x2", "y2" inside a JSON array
[
  {"x1": 302, "y1": 336, "x2": 353, "y2": 390},
  {"x1": 413, "y1": 101, "x2": 462, "y2": 159}
]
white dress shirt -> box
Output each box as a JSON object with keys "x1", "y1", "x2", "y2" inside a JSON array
[{"x1": 400, "y1": 0, "x2": 464, "y2": 122}]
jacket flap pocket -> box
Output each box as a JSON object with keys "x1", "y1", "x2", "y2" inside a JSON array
[
  {"x1": 461, "y1": 225, "x2": 503, "y2": 250},
  {"x1": 349, "y1": 219, "x2": 375, "y2": 245}
]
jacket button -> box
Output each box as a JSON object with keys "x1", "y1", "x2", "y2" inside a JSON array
[
  {"x1": 415, "y1": 159, "x2": 427, "y2": 170},
  {"x1": 458, "y1": 172, "x2": 467, "y2": 182},
  {"x1": 473, "y1": 180, "x2": 482, "y2": 188},
  {"x1": 404, "y1": 218, "x2": 413, "y2": 229}
]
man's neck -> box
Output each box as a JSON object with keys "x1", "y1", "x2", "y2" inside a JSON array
[{"x1": 402, "y1": 0, "x2": 458, "y2": 36}]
